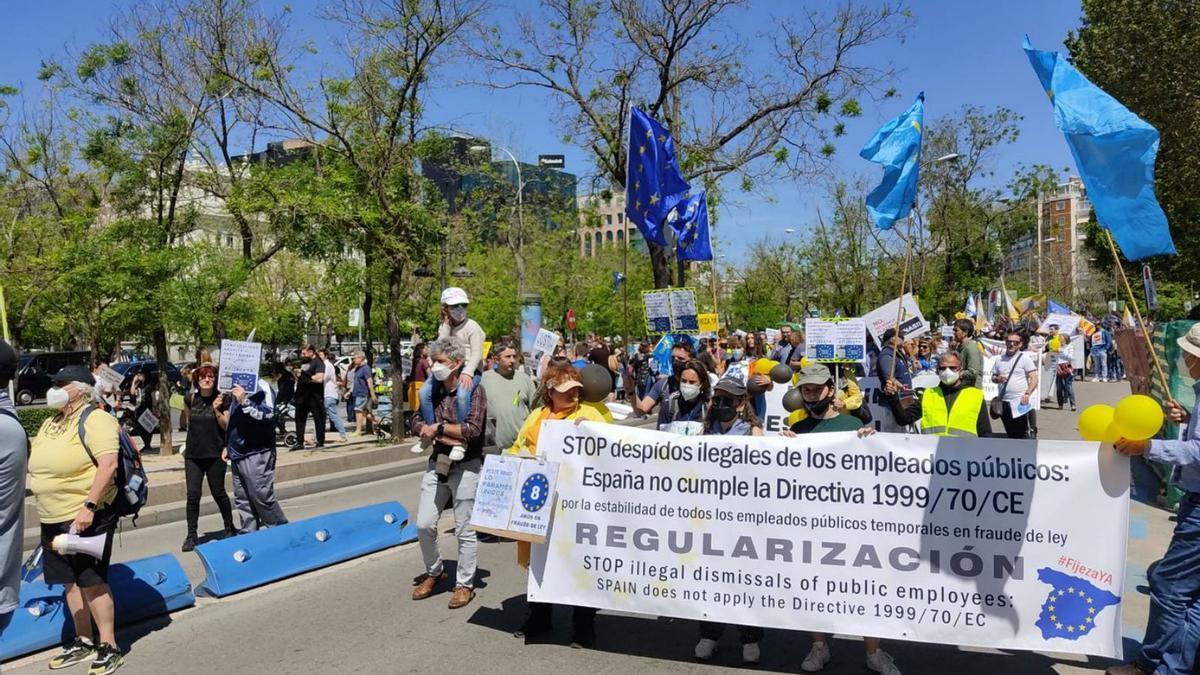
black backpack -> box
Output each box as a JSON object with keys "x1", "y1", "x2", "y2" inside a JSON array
[{"x1": 79, "y1": 406, "x2": 149, "y2": 525}]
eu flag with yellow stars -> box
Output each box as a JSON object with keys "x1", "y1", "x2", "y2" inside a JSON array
[
  {"x1": 1035, "y1": 567, "x2": 1120, "y2": 641},
  {"x1": 1023, "y1": 36, "x2": 1176, "y2": 261},
  {"x1": 627, "y1": 107, "x2": 691, "y2": 246},
  {"x1": 860, "y1": 93, "x2": 924, "y2": 230},
  {"x1": 668, "y1": 191, "x2": 713, "y2": 262}
]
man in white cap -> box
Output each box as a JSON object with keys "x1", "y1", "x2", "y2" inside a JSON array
[
  {"x1": 1111, "y1": 323, "x2": 1200, "y2": 675},
  {"x1": 418, "y1": 287, "x2": 486, "y2": 447}
]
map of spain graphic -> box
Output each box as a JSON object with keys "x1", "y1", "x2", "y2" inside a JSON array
[{"x1": 1035, "y1": 568, "x2": 1121, "y2": 640}]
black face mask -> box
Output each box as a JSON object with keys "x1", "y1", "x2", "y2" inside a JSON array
[
  {"x1": 671, "y1": 359, "x2": 686, "y2": 377},
  {"x1": 711, "y1": 397, "x2": 739, "y2": 422},
  {"x1": 804, "y1": 396, "x2": 833, "y2": 417}
]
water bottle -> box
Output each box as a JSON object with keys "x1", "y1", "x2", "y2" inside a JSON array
[{"x1": 124, "y1": 473, "x2": 144, "y2": 505}]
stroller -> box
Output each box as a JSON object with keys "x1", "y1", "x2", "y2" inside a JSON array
[
  {"x1": 274, "y1": 397, "x2": 300, "y2": 450},
  {"x1": 373, "y1": 394, "x2": 395, "y2": 440}
]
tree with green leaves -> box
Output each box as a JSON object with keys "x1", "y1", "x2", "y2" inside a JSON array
[
  {"x1": 471, "y1": 0, "x2": 910, "y2": 289},
  {"x1": 216, "y1": 0, "x2": 486, "y2": 433}
]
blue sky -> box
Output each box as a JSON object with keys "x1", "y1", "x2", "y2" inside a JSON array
[{"x1": 0, "y1": 0, "x2": 1083, "y2": 263}]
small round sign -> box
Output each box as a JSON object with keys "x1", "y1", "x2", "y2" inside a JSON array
[{"x1": 520, "y1": 473, "x2": 551, "y2": 513}]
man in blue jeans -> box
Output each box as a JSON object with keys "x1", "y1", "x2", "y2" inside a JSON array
[{"x1": 1111, "y1": 323, "x2": 1200, "y2": 674}]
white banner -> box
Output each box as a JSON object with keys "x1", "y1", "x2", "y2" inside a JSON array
[
  {"x1": 805, "y1": 318, "x2": 866, "y2": 363},
  {"x1": 217, "y1": 339, "x2": 263, "y2": 392},
  {"x1": 529, "y1": 421, "x2": 1129, "y2": 658}
]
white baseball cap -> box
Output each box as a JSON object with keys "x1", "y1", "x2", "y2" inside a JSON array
[
  {"x1": 1177, "y1": 323, "x2": 1200, "y2": 359},
  {"x1": 440, "y1": 287, "x2": 469, "y2": 306}
]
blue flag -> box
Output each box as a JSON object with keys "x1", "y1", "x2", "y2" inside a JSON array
[
  {"x1": 626, "y1": 107, "x2": 691, "y2": 246},
  {"x1": 860, "y1": 93, "x2": 924, "y2": 230},
  {"x1": 611, "y1": 271, "x2": 625, "y2": 293},
  {"x1": 1047, "y1": 298, "x2": 1071, "y2": 315},
  {"x1": 1023, "y1": 37, "x2": 1175, "y2": 261},
  {"x1": 668, "y1": 191, "x2": 713, "y2": 261},
  {"x1": 964, "y1": 293, "x2": 976, "y2": 318}
]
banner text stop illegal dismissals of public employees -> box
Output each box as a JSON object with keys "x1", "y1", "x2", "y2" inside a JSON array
[{"x1": 526, "y1": 421, "x2": 1129, "y2": 658}]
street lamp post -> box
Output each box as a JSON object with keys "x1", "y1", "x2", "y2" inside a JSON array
[{"x1": 471, "y1": 142, "x2": 526, "y2": 295}]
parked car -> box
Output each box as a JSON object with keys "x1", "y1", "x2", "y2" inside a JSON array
[{"x1": 14, "y1": 350, "x2": 91, "y2": 405}]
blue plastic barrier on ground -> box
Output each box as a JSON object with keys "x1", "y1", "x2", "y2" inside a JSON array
[
  {"x1": 0, "y1": 553, "x2": 194, "y2": 661},
  {"x1": 194, "y1": 500, "x2": 418, "y2": 597}
]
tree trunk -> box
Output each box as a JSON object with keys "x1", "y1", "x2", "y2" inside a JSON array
[
  {"x1": 649, "y1": 241, "x2": 674, "y2": 288},
  {"x1": 362, "y1": 248, "x2": 375, "y2": 364},
  {"x1": 385, "y1": 261, "x2": 405, "y2": 438},
  {"x1": 153, "y1": 326, "x2": 175, "y2": 454}
]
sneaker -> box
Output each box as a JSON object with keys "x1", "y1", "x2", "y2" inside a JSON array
[
  {"x1": 181, "y1": 534, "x2": 197, "y2": 552},
  {"x1": 1090, "y1": 377, "x2": 1100, "y2": 382},
  {"x1": 743, "y1": 642, "x2": 761, "y2": 664},
  {"x1": 801, "y1": 641, "x2": 831, "y2": 672},
  {"x1": 694, "y1": 638, "x2": 718, "y2": 661},
  {"x1": 49, "y1": 637, "x2": 95, "y2": 670},
  {"x1": 88, "y1": 643, "x2": 123, "y2": 675},
  {"x1": 413, "y1": 437, "x2": 432, "y2": 454},
  {"x1": 866, "y1": 648, "x2": 901, "y2": 675},
  {"x1": 339, "y1": 434, "x2": 349, "y2": 443}
]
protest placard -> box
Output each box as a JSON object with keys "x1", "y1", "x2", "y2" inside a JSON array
[
  {"x1": 697, "y1": 313, "x2": 720, "y2": 333},
  {"x1": 862, "y1": 293, "x2": 929, "y2": 344},
  {"x1": 1040, "y1": 313, "x2": 1082, "y2": 336},
  {"x1": 95, "y1": 365, "x2": 124, "y2": 391},
  {"x1": 529, "y1": 421, "x2": 1129, "y2": 658},
  {"x1": 805, "y1": 318, "x2": 866, "y2": 363},
  {"x1": 137, "y1": 409, "x2": 159, "y2": 434},
  {"x1": 217, "y1": 339, "x2": 263, "y2": 392},
  {"x1": 669, "y1": 288, "x2": 699, "y2": 332},
  {"x1": 470, "y1": 454, "x2": 560, "y2": 543},
  {"x1": 643, "y1": 290, "x2": 672, "y2": 334},
  {"x1": 532, "y1": 329, "x2": 559, "y2": 358}
]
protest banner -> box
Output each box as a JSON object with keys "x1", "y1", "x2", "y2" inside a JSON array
[
  {"x1": 95, "y1": 365, "x2": 124, "y2": 391},
  {"x1": 805, "y1": 318, "x2": 866, "y2": 363},
  {"x1": 528, "y1": 421, "x2": 1129, "y2": 658},
  {"x1": 863, "y1": 293, "x2": 929, "y2": 344},
  {"x1": 643, "y1": 290, "x2": 672, "y2": 334},
  {"x1": 137, "y1": 409, "x2": 159, "y2": 434},
  {"x1": 764, "y1": 328, "x2": 781, "y2": 345},
  {"x1": 217, "y1": 339, "x2": 263, "y2": 391},
  {"x1": 470, "y1": 454, "x2": 560, "y2": 543},
  {"x1": 669, "y1": 288, "x2": 699, "y2": 332},
  {"x1": 697, "y1": 313, "x2": 720, "y2": 333}
]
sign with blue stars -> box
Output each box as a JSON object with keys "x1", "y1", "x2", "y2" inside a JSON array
[
  {"x1": 521, "y1": 473, "x2": 551, "y2": 513},
  {"x1": 1035, "y1": 568, "x2": 1120, "y2": 641}
]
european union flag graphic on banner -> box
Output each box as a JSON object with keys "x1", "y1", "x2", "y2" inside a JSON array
[
  {"x1": 626, "y1": 107, "x2": 691, "y2": 246},
  {"x1": 860, "y1": 93, "x2": 924, "y2": 230},
  {"x1": 668, "y1": 191, "x2": 713, "y2": 262},
  {"x1": 1023, "y1": 37, "x2": 1176, "y2": 261},
  {"x1": 1035, "y1": 568, "x2": 1120, "y2": 641},
  {"x1": 1048, "y1": 298, "x2": 1071, "y2": 315}
]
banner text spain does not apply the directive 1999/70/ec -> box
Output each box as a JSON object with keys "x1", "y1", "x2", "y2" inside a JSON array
[{"x1": 526, "y1": 420, "x2": 1130, "y2": 659}]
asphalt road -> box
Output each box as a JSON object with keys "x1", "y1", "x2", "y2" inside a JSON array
[{"x1": 4, "y1": 381, "x2": 1165, "y2": 675}]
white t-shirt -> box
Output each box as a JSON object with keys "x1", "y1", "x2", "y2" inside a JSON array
[
  {"x1": 992, "y1": 352, "x2": 1037, "y2": 404},
  {"x1": 323, "y1": 360, "x2": 339, "y2": 400}
]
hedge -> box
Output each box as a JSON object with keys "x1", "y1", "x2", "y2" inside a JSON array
[{"x1": 17, "y1": 407, "x2": 57, "y2": 437}]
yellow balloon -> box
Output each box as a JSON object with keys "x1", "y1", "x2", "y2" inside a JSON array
[
  {"x1": 1100, "y1": 421, "x2": 1122, "y2": 444},
  {"x1": 1078, "y1": 404, "x2": 1115, "y2": 442},
  {"x1": 1113, "y1": 394, "x2": 1165, "y2": 441}
]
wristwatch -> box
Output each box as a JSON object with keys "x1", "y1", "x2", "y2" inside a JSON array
[
  {"x1": 437, "y1": 423, "x2": 445, "y2": 437},
  {"x1": 84, "y1": 501, "x2": 98, "y2": 513}
]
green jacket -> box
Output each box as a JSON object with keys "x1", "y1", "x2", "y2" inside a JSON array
[{"x1": 957, "y1": 338, "x2": 984, "y2": 388}]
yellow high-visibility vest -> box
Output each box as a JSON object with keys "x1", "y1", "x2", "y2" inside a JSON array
[{"x1": 920, "y1": 386, "x2": 984, "y2": 437}]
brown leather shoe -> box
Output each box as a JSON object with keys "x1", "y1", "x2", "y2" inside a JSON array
[
  {"x1": 448, "y1": 585, "x2": 475, "y2": 609},
  {"x1": 1105, "y1": 665, "x2": 1150, "y2": 675},
  {"x1": 411, "y1": 571, "x2": 447, "y2": 600}
]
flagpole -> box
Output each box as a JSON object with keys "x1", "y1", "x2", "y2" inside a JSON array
[
  {"x1": 1103, "y1": 228, "x2": 1172, "y2": 402},
  {"x1": 887, "y1": 217, "x2": 914, "y2": 381}
]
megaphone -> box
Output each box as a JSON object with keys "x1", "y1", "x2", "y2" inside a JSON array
[{"x1": 51, "y1": 533, "x2": 108, "y2": 559}]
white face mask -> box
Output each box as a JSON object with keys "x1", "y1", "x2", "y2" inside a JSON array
[
  {"x1": 46, "y1": 386, "x2": 71, "y2": 409},
  {"x1": 430, "y1": 362, "x2": 455, "y2": 382},
  {"x1": 939, "y1": 368, "x2": 960, "y2": 386},
  {"x1": 679, "y1": 383, "x2": 701, "y2": 401}
]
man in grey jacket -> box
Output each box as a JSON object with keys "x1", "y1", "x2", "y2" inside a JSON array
[{"x1": 0, "y1": 339, "x2": 26, "y2": 635}]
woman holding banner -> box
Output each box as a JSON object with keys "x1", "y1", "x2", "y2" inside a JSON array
[
  {"x1": 507, "y1": 360, "x2": 607, "y2": 648},
  {"x1": 694, "y1": 374, "x2": 765, "y2": 664}
]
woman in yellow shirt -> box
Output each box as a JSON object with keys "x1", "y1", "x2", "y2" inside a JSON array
[
  {"x1": 507, "y1": 359, "x2": 606, "y2": 648},
  {"x1": 27, "y1": 366, "x2": 124, "y2": 673}
]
